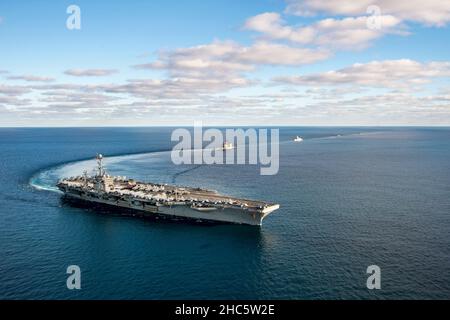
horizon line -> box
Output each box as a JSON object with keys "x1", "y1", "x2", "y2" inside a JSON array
[{"x1": 1, "y1": 125, "x2": 450, "y2": 129}]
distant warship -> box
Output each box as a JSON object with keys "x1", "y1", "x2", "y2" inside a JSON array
[{"x1": 57, "y1": 154, "x2": 280, "y2": 226}]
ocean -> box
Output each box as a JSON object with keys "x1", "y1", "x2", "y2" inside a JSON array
[{"x1": 0, "y1": 127, "x2": 449, "y2": 299}]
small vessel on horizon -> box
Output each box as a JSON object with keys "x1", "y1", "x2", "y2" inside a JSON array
[
  {"x1": 222, "y1": 141, "x2": 234, "y2": 150},
  {"x1": 293, "y1": 136, "x2": 303, "y2": 142}
]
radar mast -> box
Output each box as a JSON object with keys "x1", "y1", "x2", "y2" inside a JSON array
[{"x1": 96, "y1": 154, "x2": 105, "y2": 177}]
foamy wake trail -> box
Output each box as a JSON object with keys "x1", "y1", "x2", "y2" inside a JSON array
[
  {"x1": 29, "y1": 150, "x2": 176, "y2": 193},
  {"x1": 30, "y1": 180, "x2": 60, "y2": 193}
]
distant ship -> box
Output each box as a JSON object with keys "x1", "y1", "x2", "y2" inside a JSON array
[
  {"x1": 222, "y1": 141, "x2": 234, "y2": 150},
  {"x1": 57, "y1": 154, "x2": 280, "y2": 226},
  {"x1": 293, "y1": 136, "x2": 303, "y2": 142}
]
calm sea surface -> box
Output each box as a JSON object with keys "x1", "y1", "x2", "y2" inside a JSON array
[{"x1": 0, "y1": 127, "x2": 449, "y2": 299}]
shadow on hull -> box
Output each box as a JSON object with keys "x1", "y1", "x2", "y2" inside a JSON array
[{"x1": 59, "y1": 195, "x2": 239, "y2": 227}]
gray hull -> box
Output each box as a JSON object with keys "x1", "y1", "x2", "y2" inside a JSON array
[{"x1": 63, "y1": 191, "x2": 275, "y2": 226}]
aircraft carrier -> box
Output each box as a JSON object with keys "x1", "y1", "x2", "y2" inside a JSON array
[{"x1": 57, "y1": 154, "x2": 280, "y2": 226}]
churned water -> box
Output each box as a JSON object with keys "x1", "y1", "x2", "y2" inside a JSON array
[{"x1": 0, "y1": 127, "x2": 449, "y2": 299}]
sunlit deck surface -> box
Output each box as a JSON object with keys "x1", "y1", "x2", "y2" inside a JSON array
[{"x1": 59, "y1": 176, "x2": 277, "y2": 210}]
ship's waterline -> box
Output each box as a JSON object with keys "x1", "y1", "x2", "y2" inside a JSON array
[{"x1": 57, "y1": 154, "x2": 280, "y2": 226}]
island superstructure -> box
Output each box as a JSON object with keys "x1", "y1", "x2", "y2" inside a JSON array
[{"x1": 57, "y1": 154, "x2": 280, "y2": 226}]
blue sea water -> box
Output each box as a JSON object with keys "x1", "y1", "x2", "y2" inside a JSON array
[{"x1": 0, "y1": 127, "x2": 449, "y2": 299}]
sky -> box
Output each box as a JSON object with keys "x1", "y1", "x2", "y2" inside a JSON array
[{"x1": 0, "y1": 0, "x2": 450, "y2": 126}]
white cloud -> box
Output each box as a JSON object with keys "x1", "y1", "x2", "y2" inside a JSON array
[
  {"x1": 2, "y1": 2, "x2": 449, "y2": 126},
  {"x1": 285, "y1": 0, "x2": 450, "y2": 26},
  {"x1": 7, "y1": 75, "x2": 55, "y2": 82},
  {"x1": 105, "y1": 77, "x2": 254, "y2": 100},
  {"x1": 64, "y1": 69, "x2": 118, "y2": 77},
  {"x1": 40, "y1": 91, "x2": 121, "y2": 105},
  {"x1": 237, "y1": 41, "x2": 331, "y2": 64},
  {"x1": 245, "y1": 12, "x2": 404, "y2": 49},
  {"x1": 134, "y1": 40, "x2": 330, "y2": 76},
  {"x1": 130, "y1": 40, "x2": 330, "y2": 100},
  {"x1": 274, "y1": 59, "x2": 450, "y2": 88},
  {"x1": 0, "y1": 84, "x2": 30, "y2": 96},
  {"x1": 133, "y1": 41, "x2": 253, "y2": 81},
  {"x1": 301, "y1": 92, "x2": 450, "y2": 125},
  {"x1": 0, "y1": 96, "x2": 31, "y2": 107},
  {"x1": 313, "y1": 15, "x2": 404, "y2": 49},
  {"x1": 244, "y1": 12, "x2": 316, "y2": 44}
]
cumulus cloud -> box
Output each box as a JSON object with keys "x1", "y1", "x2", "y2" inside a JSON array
[
  {"x1": 64, "y1": 69, "x2": 118, "y2": 77},
  {"x1": 285, "y1": 0, "x2": 450, "y2": 26},
  {"x1": 134, "y1": 40, "x2": 330, "y2": 77},
  {"x1": 0, "y1": 96, "x2": 31, "y2": 107},
  {"x1": 0, "y1": 82, "x2": 32, "y2": 110},
  {"x1": 244, "y1": 13, "x2": 316, "y2": 44},
  {"x1": 0, "y1": 84, "x2": 30, "y2": 96},
  {"x1": 237, "y1": 42, "x2": 331, "y2": 64},
  {"x1": 7, "y1": 75, "x2": 55, "y2": 82},
  {"x1": 245, "y1": 12, "x2": 404, "y2": 49},
  {"x1": 134, "y1": 41, "x2": 253, "y2": 77},
  {"x1": 2, "y1": 1, "x2": 449, "y2": 125},
  {"x1": 104, "y1": 77, "x2": 254, "y2": 100},
  {"x1": 274, "y1": 59, "x2": 450, "y2": 88},
  {"x1": 302, "y1": 92, "x2": 450, "y2": 125},
  {"x1": 40, "y1": 91, "x2": 121, "y2": 105},
  {"x1": 130, "y1": 40, "x2": 331, "y2": 100}
]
